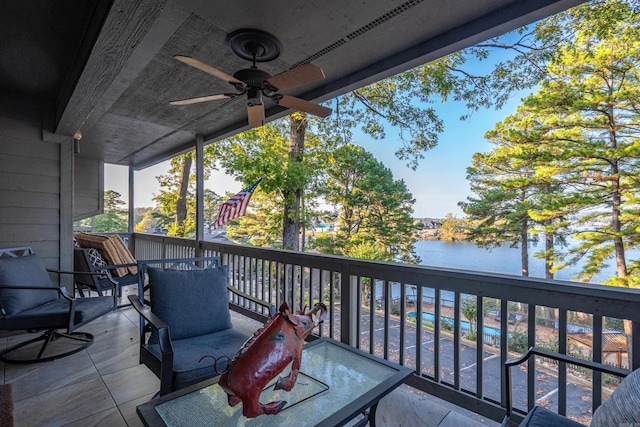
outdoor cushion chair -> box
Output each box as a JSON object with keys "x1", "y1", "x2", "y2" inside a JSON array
[
  {"x1": 73, "y1": 247, "x2": 138, "y2": 304},
  {"x1": 73, "y1": 233, "x2": 139, "y2": 302},
  {"x1": 0, "y1": 247, "x2": 116, "y2": 363},
  {"x1": 129, "y1": 256, "x2": 274, "y2": 396},
  {"x1": 503, "y1": 346, "x2": 639, "y2": 426}
]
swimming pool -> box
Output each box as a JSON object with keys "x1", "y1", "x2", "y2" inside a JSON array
[{"x1": 408, "y1": 311, "x2": 502, "y2": 337}]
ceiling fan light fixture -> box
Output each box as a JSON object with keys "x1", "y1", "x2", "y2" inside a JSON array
[{"x1": 246, "y1": 87, "x2": 263, "y2": 106}]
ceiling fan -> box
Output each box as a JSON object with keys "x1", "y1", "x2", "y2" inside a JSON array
[{"x1": 170, "y1": 29, "x2": 332, "y2": 128}]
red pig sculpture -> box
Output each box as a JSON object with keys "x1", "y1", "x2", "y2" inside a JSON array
[{"x1": 218, "y1": 301, "x2": 327, "y2": 418}]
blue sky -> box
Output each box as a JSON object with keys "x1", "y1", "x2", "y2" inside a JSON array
[
  {"x1": 105, "y1": 89, "x2": 530, "y2": 218},
  {"x1": 355, "y1": 93, "x2": 528, "y2": 218}
]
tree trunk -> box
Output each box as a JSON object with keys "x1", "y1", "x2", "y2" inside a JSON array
[
  {"x1": 520, "y1": 224, "x2": 529, "y2": 277},
  {"x1": 544, "y1": 229, "x2": 556, "y2": 327},
  {"x1": 606, "y1": 89, "x2": 631, "y2": 361},
  {"x1": 519, "y1": 214, "x2": 529, "y2": 316},
  {"x1": 282, "y1": 115, "x2": 307, "y2": 251},
  {"x1": 301, "y1": 193, "x2": 306, "y2": 251},
  {"x1": 176, "y1": 155, "x2": 192, "y2": 235}
]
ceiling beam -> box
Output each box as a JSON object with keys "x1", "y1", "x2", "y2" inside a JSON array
[{"x1": 55, "y1": 0, "x2": 174, "y2": 137}]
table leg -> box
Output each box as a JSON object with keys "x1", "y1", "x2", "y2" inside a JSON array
[
  {"x1": 350, "y1": 402, "x2": 379, "y2": 427},
  {"x1": 369, "y1": 402, "x2": 378, "y2": 427}
]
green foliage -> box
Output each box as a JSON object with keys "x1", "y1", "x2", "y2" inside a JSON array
[
  {"x1": 203, "y1": 189, "x2": 222, "y2": 233},
  {"x1": 347, "y1": 241, "x2": 388, "y2": 261},
  {"x1": 440, "y1": 318, "x2": 453, "y2": 332},
  {"x1": 508, "y1": 328, "x2": 529, "y2": 354},
  {"x1": 522, "y1": 1, "x2": 640, "y2": 286},
  {"x1": 459, "y1": 106, "x2": 553, "y2": 277},
  {"x1": 604, "y1": 317, "x2": 624, "y2": 331},
  {"x1": 438, "y1": 213, "x2": 468, "y2": 241},
  {"x1": 94, "y1": 190, "x2": 128, "y2": 233},
  {"x1": 462, "y1": 1, "x2": 640, "y2": 287},
  {"x1": 227, "y1": 192, "x2": 283, "y2": 247},
  {"x1": 461, "y1": 298, "x2": 478, "y2": 334},
  {"x1": 154, "y1": 154, "x2": 197, "y2": 237},
  {"x1": 390, "y1": 302, "x2": 401, "y2": 316},
  {"x1": 310, "y1": 143, "x2": 421, "y2": 264},
  {"x1": 206, "y1": 119, "x2": 325, "y2": 248}
]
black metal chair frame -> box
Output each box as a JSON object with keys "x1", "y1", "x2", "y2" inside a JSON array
[
  {"x1": 129, "y1": 256, "x2": 274, "y2": 396},
  {"x1": 0, "y1": 247, "x2": 117, "y2": 364},
  {"x1": 502, "y1": 346, "x2": 629, "y2": 426},
  {"x1": 73, "y1": 247, "x2": 138, "y2": 307}
]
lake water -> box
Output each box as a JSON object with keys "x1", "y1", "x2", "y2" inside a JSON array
[
  {"x1": 414, "y1": 239, "x2": 625, "y2": 284},
  {"x1": 375, "y1": 239, "x2": 627, "y2": 303}
]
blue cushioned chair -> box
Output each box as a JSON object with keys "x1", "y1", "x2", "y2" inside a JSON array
[
  {"x1": 73, "y1": 247, "x2": 138, "y2": 307},
  {"x1": 503, "y1": 347, "x2": 633, "y2": 426},
  {"x1": 129, "y1": 257, "x2": 273, "y2": 396},
  {"x1": 0, "y1": 247, "x2": 116, "y2": 363}
]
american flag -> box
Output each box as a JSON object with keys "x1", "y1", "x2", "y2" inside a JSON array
[{"x1": 212, "y1": 178, "x2": 263, "y2": 230}]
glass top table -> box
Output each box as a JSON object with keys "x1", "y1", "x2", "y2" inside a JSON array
[{"x1": 137, "y1": 337, "x2": 413, "y2": 427}]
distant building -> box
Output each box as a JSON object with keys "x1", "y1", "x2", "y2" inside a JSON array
[{"x1": 311, "y1": 221, "x2": 337, "y2": 232}]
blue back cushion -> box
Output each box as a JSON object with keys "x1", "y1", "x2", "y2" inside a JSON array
[
  {"x1": 148, "y1": 267, "x2": 232, "y2": 340},
  {"x1": 0, "y1": 254, "x2": 57, "y2": 315}
]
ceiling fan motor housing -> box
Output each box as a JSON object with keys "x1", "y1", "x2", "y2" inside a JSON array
[{"x1": 233, "y1": 68, "x2": 272, "y2": 89}]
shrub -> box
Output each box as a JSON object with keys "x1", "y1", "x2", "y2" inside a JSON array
[
  {"x1": 390, "y1": 302, "x2": 401, "y2": 316},
  {"x1": 508, "y1": 328, "x2": 528, "y2": 353},
  {"x1": 604, "y1": 317, "x2": 624, "y2": 331}
]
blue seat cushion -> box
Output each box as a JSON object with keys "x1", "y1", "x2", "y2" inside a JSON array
[
  {"x1": 148, "y1": 267, "x2": 232, "y2": 341},
  {"x1": 0, "y1": 254, "x2": 56, "y2": 315},
  {"x1": 519, "y1": 406, "x2": 583, "y2": 427},
  {"x1": 591, "y1": 367, "x2": 640, "y2": 426},
  {"x1": 147, "y1": 328, "x2": 249, "y2": 390},
  {"x1": 2, "y1": 295, "x2": 114, "y2": 330}
]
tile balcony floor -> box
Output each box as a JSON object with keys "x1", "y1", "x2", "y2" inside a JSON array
[{"x1": 1, "y1": 290, "x2": 496, "y2": 427}]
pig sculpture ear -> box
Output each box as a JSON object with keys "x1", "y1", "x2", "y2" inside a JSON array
[
  {"x1": 296, "y1": 304, "x2": 308, "y2": 315},
  {"x1": 278, "y1": 302, "x2": 300, "y2": 325}
]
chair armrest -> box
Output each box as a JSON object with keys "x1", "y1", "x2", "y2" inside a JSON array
[
  {"x1": 49, "y1": 268, "x2": 113, "y2": 276},
  {"x1": 49, "y1": 268, "x2": 119, "y2": 288},
  {"x1": 103, "y1": 263, "x2": 138, "y2": 270},
  {"x1": 0, "y1": 285, "x2": 60, "y2": 291},
  {"x1": 227, "y1": 284, "x2": 274, "y2": 311},
  {"x1": 503, "y1": 346, "x2": 629, "y2": 424},
  {"x1": 128, "y1": 295, "x2": 172, "y2": 356},
  {"x1": 128, "y1": 295, "x2": 168, "y2": 330}
]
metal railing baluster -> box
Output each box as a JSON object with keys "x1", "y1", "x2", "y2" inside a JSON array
[{"x1": 130, "y1": 234, "x2": 640, "y2": 424}]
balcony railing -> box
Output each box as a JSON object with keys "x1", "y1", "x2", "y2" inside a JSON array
[{"x1": 129, "y1": 233, "x2": 640, "y2": 424}]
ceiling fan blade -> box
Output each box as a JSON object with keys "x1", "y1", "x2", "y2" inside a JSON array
[
  {"x1": 248, "y1": 104, "x2": 265, "y2": 128},
  {"x1": 174, "y1": 55, "x2": 245, "y2": 86},
  {"x1": 170, "y1": 94, "x2": 232, "y2": 106},
  {"x1": 266, "y1": 63, "x2": 325, "y2": 91},
  {"x1": 276, "y1": 95, "x2": 332, "y2": 118}
]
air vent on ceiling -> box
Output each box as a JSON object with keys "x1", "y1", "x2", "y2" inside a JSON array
[{"x1": 292, "y1": 0, "x2": 425, "y2": 68}]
